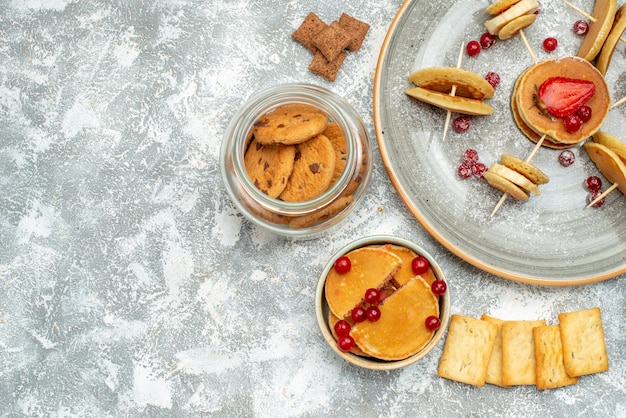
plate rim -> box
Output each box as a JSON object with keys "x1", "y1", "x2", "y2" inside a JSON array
[{"x1": 372, "y1": 0, "x2": 626, "y2": 286}]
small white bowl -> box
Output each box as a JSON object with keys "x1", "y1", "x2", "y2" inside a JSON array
[{"x1": 315, "y1": 235, "x2": 450, "y2": 370}]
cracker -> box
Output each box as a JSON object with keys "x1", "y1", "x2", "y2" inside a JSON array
[
  {"x1": 437, "y1": 315, "x2": 498, "y2": 387},
  {"x1": 308, "y1": 50, "x2": 347, "y2": 82},
  {"x1": 312, "y1": 21, "x2": 352, "y2": 62},
  {"x1": 533, "y1": 325, "x2": 579, "y2": 390},
  {"x1": 558, "y1": 307, "x2": 609, "y2": 377},
  {"x1": 338, "y1": 13, "x2": 370, "y2": 51},
  {"x1": 292, "y1": 12, "x2": 327, "y2": 54},
  {"x1": 480, "y1": 315, "x2": 509, "y2": 387},
  {"x1": 501, "y1": 320, "x2": 546, "y2": 386}
]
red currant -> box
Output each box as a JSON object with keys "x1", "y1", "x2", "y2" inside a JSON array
[
  {"x1": 458, "y1": 163, "x2": 473, "y2": 179},
  {"x1": 543, "y1": 37, "x2": 558, "y2": 52},
  {"x1": 337, "y1": 335, "x2": 355, "y2": 352},
  {"x1": 588, "y1": 189, "x2": 606, "y2": 207},
  {"x1": 453, "y1": 116, "x2": 471, "y2": 133},
  {"x1": 334, "y1": 320, "x2": 351, "y2": 337},
  {"x1": 534, "y1": 1, "x2": 541, "y2": 14},
  {"x1": 480, "y1": 32, "x2": 496, "y2": 49},
  {"x1": 366, "y1": 306, "x2": 381, "y2": 322},
  {"x1": 431, "y1": 280, "x2": 447, "y2": 296},
  {"x1": 411, "y1": 256, "x2": 430, "y2": 275},
  {"x1": 364, "y1": 288, "x2": 381, "y2": 305},
  {"x1": 425, "y1": 315, "x2": 441, "y2": 331},
  {"x1": 563, "y1": 114, "x2": 582, "y2": 133},
  {"x1": 334, "y1": 256, "x2": 351, "y2": 274},
  {"x1": 585, "y1": 176, "x2": 603, "y2": 192},
  {"x1": 573, "y1": 20, "x2": 589, "y2": 36},
  {"x1": 485, "y1": 71, "x2": 501, "y2": 88},
  {"x1": 576, "y1": 105, "x2": 592, "y2": 122},
  {"x1": 558, "y1": 150, "x2": 575, "y2": 167},
  {"x1": 473, "y1": 162, "x2": 487, "y2": 179},
  {"x1": 462, "y1": 149, "x2": 479, "y2": 165},
  {"x1": 466, "y1": 40, "x2": 481, "y2": 57},
  {"x1": 351, "y1": 306, "x2": 367, "y2": 323}
]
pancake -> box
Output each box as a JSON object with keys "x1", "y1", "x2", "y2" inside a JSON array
[
  {"x1": 501, "y1": 154, "x2": 549, "y2": 185},
  {"x1": 486, "y1": 0, "x2": 520, "y2": 15},
  {"x1": 406, "y1": 87, "x2": 494, "y2": 116},
  {"x1": 510, "y1": 68, "x2": 570, "y2": 149},
  {"x1": 350, "y1": 276, "x2": 439, "y2": 361},
  {"x1": 379, "y1": 244, "x2": 437, "y2": 287},
  {"x1": 408, "y1": 67, "x2": 495, "y2": 100},
  {"x1": 325, "y1": 246, "x2": 401, "y2": 319},
  {"x1": 577, "y1": 0, "x2": 617, "y2": 62},
  {"x1": 596, "y1": 4, "x2": 626, "y2": 75},
  {"x1": 584, "y1": 142, "x2": 626, "y2": 195},
  {"x1": 498, "y1": 13, "x2": 537, "y2": 40},
  {"x1": 515, "y1": 57, "x2": 610, "y2": 145},
  {"x1": 484, "y1": 171, "x2": 529, "y2": 200},
  {"x1": 593, "y1": 131, "x2": 626, "y2": 164}
]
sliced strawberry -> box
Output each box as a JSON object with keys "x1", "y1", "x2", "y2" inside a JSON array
[{"x1": 536, "y1": 77, "x2": 595, "y2": 119}]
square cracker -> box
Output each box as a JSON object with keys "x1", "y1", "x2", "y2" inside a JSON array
[
  {"x1": 559, "y1": 307, "x2": 609, "y2": 377},
  {"x1": 480, "y1": 315, "x2": 509, "y2": 387},
  {"x1": 292, "y1": 12, "x2": 327, "y2": 54},
  {"x1": 501, "y1": 319, "x2": 546, "y2": 386},
  {"x1": 534, "y1": 325, "x2": 579, "y2": 390},
  {"x1": 437, "y1": 314, "x2": 498, "y2": 387},
  {"x1": 338, "y1": 13, "x2": 370, "y2": 51},
  {"x1": 308, "y1": 50, "x2": 347, "y2": 82},
  {"x1": 312, "y1": 21, "x2": 352, "y2": 62}
]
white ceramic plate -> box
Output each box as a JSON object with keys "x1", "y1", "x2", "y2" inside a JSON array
[{"x1": 373, "y1": 0, "x2": 626, "y2": 285}]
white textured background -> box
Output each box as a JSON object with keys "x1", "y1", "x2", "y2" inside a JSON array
[{"x1": 0, "y1": 0, "x2": 624, "y2": 417}]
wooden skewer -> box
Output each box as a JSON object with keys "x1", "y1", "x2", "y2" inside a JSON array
[
  {"x1": 562, "y1": 0, "x2": 626, "y2": 44},
  {"x1": 519, "y1": 29, "x2": 538, "y2": 65},
  {"x1": 491, "y1": 30, "x2": 544, "y2": 217},
  {"x1": 610, "y1": 94, "x2": 626, "y2": 109},
  {"x1": 586, "y1": 183, "x2": 618, "y2": 208},
  {"x1": 490, "y1": 188, "x2": 510, "y2": 217},
  {"x1": 442, "y1": 43, "x2": 465, "y2": 141},
  {"x1": 491, "y1": 135, "x2": 546, "y2": 217}
]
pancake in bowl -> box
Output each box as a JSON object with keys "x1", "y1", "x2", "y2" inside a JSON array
[
  {"x1": 350, "y1": 276, "x2": 439, "y2": 361},
  {"x1": 325, "y1": 246, "x2": 402, "y2": 319}
]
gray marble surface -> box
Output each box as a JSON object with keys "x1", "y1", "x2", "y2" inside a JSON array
[{"x1": 0, "y1": 0, "x2": 624, "y2": 417}]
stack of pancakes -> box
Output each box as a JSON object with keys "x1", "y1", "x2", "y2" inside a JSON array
[{"x1": 512, "y1": 56, "x2": 610, "y2": 149}]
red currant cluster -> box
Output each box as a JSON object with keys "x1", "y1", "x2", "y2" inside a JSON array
[
  {"x1": 586, "y1": 175, "x2": 605, "y2": 208},
  {"x1": 457, "y1": 148, "x2": 487, "y2": 180},
  {"x1": 334, "y1": 287, "x2": 383, "y2": 352},
  {"x1": 466, "y1": 32, "x2": 499, "y2": 58},
  {"x1": 564, "y1": 105, "x2": 592, "y2": 134},
  {"x1": 456, "y1": 33, "x2": 503, "y2": 136}
]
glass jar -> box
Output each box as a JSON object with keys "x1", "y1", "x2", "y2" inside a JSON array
[{"x1": 220, "y1": 83, "x2": 372, "y2": 239}]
